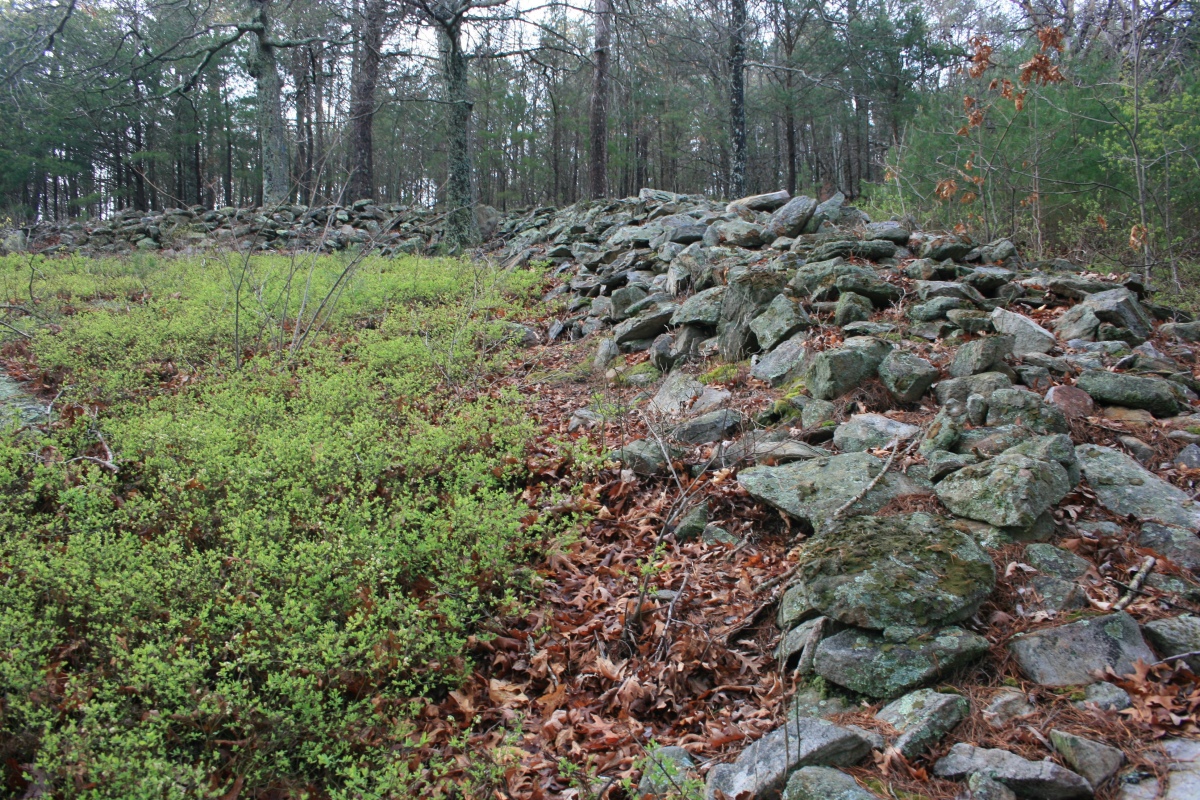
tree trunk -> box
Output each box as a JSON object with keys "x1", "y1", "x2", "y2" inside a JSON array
[
  {"x1": 439, "y1": 18, "x2": 479, "y2": 248},
  {"x1": 588, "y1": 0, "x2": 611, "y2": 199},
  {"x1": 729, "y1": 0, "x2": 747, "y2": 198},
  {"x1": 250, "y1": 0, "x2": 289, "y2": 207},
  {"x1": 347, "y1": 0, "x2": 386, "y2": 202}
]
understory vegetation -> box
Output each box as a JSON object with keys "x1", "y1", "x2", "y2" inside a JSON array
[{"x1": 0, "y1": 252, "x2": 571, "y2": 797}]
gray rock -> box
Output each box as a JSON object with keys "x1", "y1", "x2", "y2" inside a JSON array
[
  {"x1": 814, "y1": 626, "x2": 989, "y2": 699},
  {"x1": 1076, "y1": 370, "x2": 1180, "y2": 417},
  {"x1": 805, "y1": 343, "x2": 889, "y2": 400},
  {"x1": 915, "y1": 279, "x2": 987, "y2": 305},
  {"x1": 936, "y1": 372, "x2": 1014, "y2": 406},
  {"x1": 788, "y1": 512, "x2": 995, "y2": 631},
  {"x1": 1175, "y1": 443, "x2": 1200, "y2": 469},
  {"x1": 834, "y1": 291, "x2": 873, "y2": 326},
  {"x1": 649, "y1": 333, "x2": 677, "y2": 372},
  {"x1": 1077, "y1": 445, "x2": 1200, "y2": 530},
  {"x1": 1054, "y1": 305, "x2": 1102, "y2": 342},
  {"x1": 803, "y1": 192, "x2": 846, "y2": 233},
  {"x1": 751, "y1": 294, "x2": 812, "y2": 350},
  {"x1": 704, "y1": 218, "x2": 765, "y2": 248},
  {"x1": 1142, "y1": 614, "x2": 1200, "y2": 670},
  {"x1": 877, "y1": 689, "x2": 970, "y2": 758},
  {"x1": 614, "y1": 301, "x2": 678, "y2": 344},
  {"x1": 1025, "y1": 544, "x2": 1090, "y2": 580},
  {"x1": 751, "y1": 335, "x2": 810, "y2": 387},
  {"x1": 991, "y1": 308, "x2": 1057, "y2": 355},
  {"x1": 833, "y1": 413, "x2": 921, "y2": 452},
  {"x1": 650, "y1": 371, "x2": 730, "y2": 416},
  {"x1": 937, "y1": 453, "x2": 1071, "y2": 528},
  {"x1": 1004, "y1": 434, "x2": 1081, "y2": 486},
  {"x1": 965, "y1": 774, "x2": 1019, "y2": 800},
  {"x1": 879, "y1": 350, "x2": 940, "y2": 403},
  {"x1": 1139, "y1": 523, "x2": 1200, "y2": 575},
  {"x1": 704, "y1": 716, "x2": 871, "y2": 800},
  {"x1": 1050, "y1": 730, "x2": 1124, "y2": 788},
  {"x1": 594, "y1": 337, "x2": 619, "y2": 372},
  {"x1": 865, "y1": 221, "x2": 912, "y2": 244},
  {"x1": 834, "y1": 271, "x2": 902, "y2": 307},
  {"x1": 673, "y1": 503, "x2": 708, "y2": 541},
  {"x1": 718, "y1": 264, "x2": 788, "y2": 359},
  {"x1": 809, "y1": 238, "x2": 898, "y2": 263},
  {"x1": 638, "y1": 746, "x2": 697, "y2": 798},
  {"x1": 985, "y1": 389, "x2": 1070, "y2": 435},
  {"x1": 1007, "y1": 611, "x2": 1155, "y2": 686},
  {"x1": 1081, "y1": 287, "x2": 1154, "y2": 340},
  {"x1": 920, "y1": 235, "x2": 974, "y2": 261},
  {"x1": 765, "y1": 196, "x2": 819, "y2": 240},
  {"x1": 910, "y1": 296, "x2": 970, "y2": 321},
  {"x1": 1157, "y1": 737, "x2": 1200, "y2": 800},
  {"x1": 950, "y1": 308, "x2": 996, "y2": 334},
  {"x1": 727, "y1": 189, "x2": 792, "y2": 213},
  {"x1": 611, "y1": 439, "x2": 676, "y2": 476},
  {"x1": 782, "y1": 766, "x2": 875, "y2": 800},
  {"x1": 928, "y1": 449, "x2": 979, "y2": 481},
  {"x1": 1075, "y1": 681, "x2": 1131, "y2": 711},
  {"x1": 984, "y1": 689, "x2": 1036, "y2": 728},
  {"x1": 951, "y1": 336, "x2": 1015, "y2": 377},
  {"x1": 802, "y1": 399, "x2": 837, "y2": 430},
  {"x1": 671, "y1": 408, "x2": 745, "y2": 444},
  {"x1": 1160, "y1": 321, "x2": 1200, "y2": 342},
  {"x1": 738, "y1": 452, "x2": 932, "y2": 531},
  {"x1": 670, "y1": 285, "x2": 726, "y2": 327},
  {"x1": 934, "y1": 744, "x2": 1093, "y2": 799},
  {"x1": 788, "y1": 687, "x2": 852, "y2": 719},
  {"x1": 611, "y1": 284, "x2": 649, "y2": 320}
]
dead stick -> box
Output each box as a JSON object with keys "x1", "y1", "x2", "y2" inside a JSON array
[
  {"x1": 1152, "y1": 649, "x2": 1200, "y2": 666},
  {"x1": 1113, "y1": 556, "x2": 1156, "y2": 611}
]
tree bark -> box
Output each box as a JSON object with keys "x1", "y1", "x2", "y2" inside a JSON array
[
  {"x1": 250, "y1": 0, "x2": 289, "y2": 207},
  {"x1": 729, "y1": 0, "x2": 747, "y2": 198},
  {"x1": 588, "y1": 0, "x2": 611, "y2": 199},
  {"x1": 347, "y1": 0, "x2": 386, "y2": 202},
  {"x1": 439, "y1": 16, "x2": 479, "y2": 248}
]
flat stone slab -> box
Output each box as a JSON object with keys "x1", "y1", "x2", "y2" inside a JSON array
[
  {"x1": 814, "y1": 626, "x2": 989, "y2": 699},
  {"x1": 1076, "y1": 444, "x2": 1200, "y2": 529},
  {"x1": 1007, "y1": 611, "x2": 1155, "y2": 686},
  {"x1": 934, "y1": 743, "x2": 1093, "y2": 799},
  {"x1": 705, "y1": 716, "x2": 872, "y2": 800},
  {"x1": 738, "y1": 452, "x2": 932, "y2": 532}
]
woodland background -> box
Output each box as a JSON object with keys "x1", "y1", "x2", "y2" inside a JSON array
[{"x1": 0, "y1": 0, "x2": 1198, "y2": 275}]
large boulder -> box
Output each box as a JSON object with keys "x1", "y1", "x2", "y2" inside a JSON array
[
  {"x1": 782, "y1": 767, "x2": 876, "y2": 800},
  {"x1": 751, "y1": 336, "x2": 810, "y2": 387},
  {"x1": 670, "y1": 285, "x2": 726, "y2": 327},
  {"x1": 950, "y1": 336, "x2": 1014, "y2": 378},
  {"x1": 613, "y1": 301, "x2": 678, "y2": 344},
  {"x1": 704, "y1": 716, "x2": 871, "y2": 800},
  {"x1": 805, "y1": 340, "x2": 890, "y2": 400},
  {"x1": 1007, "y1": 611, "x2": 1155, "y2": 686},
  {"x1": 832, "y1": 413, "x2": 920, "y2": 452},
  {"x1": 878, "y1": 351, "x2": 940, "y2": 403},
  {"x1": 877, "y1": 689, "x2": 971, "y2": 759},
  {"x1": 727, "y1": 189, "x2": 791, "y2": 214},
  {"x1": 936, "y1": 453, "x2": 1071, "y2": 528},
  {"x1": 1076, "y1": 444, "x2": 1200, "y2": 529},
  {"x1": 787, "y1": 513, "x2": 995, "y2": 631},
  {"x1": 738, "y1": 452, "x2": 932, "y2": 532},
  {"x1": 984, "y1": 388, "x2": 1070, "y2": 435},
  {"x1": 751, "y1": 294, "x2": 812, "y2": 350},
  {"x1": 1075, "y1": 369, "x2": 1180, "y2": 417},
  {"x1": 990, "y1": 308, "x2": 1056, "y2": 355}
]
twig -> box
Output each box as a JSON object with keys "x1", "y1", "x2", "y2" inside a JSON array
[
  {"x1": 0, "y1": 319, "x2": 31, "y2": 339},
  {"x1": 653, "y1": 571, "x2": 689, "y2": 662},
  {"x1": 827, "y1": 432, "x2": 921, "y2": 529},
  {"x1": 1152, "y1": 649, "x2": 1200, "y2": 666},
  {"x1": 1112, "y1": 556, "x2": 1156, "y2": 611},
  {"x1": 756, "y1": 562, "x2": 802, "y2": 595},
  {"x1": 1105, "y1": 577, "x2": 1196, "y2": 612}
]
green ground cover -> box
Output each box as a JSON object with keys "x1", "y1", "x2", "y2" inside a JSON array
[{"x1": 0, "y1": 252, "x2": 566, "y2": 798}]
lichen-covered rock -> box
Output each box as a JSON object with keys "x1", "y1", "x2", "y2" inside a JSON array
[
  {"x1": 805, "y1": 341, "x2": 890, "y2": 400},
  {"x1": 814, "y1": 626, "x2": 989, "y2": 699},
  {"x1": 1077, "y1": 445, "x2": 1200, "y2": 530},
  {"x1": 738, "y1": 452, "x2": 932, "y2": 531},
  {"x1": 613, "y1": 301, "x2": 678, "y2": 344},
  {"x1": 934, "y1": 744, "x2": 1093, "y2": 799},
  {"x1": 936, "y1": 453, "x2": 1071, "y2": 527},
  {"x1": 1050, "y1": 729, "x2": 1125, "y2": 788},
  {"x1": 1142, "y1": 615, "x2": 1200, "y2": 671},
  {"x1": 950, "y1": 335, "x2": 1015, "y2": 377},
  {"x1": 670, "y1": 285, "x2": 726, "y2": 327},
  {"x1": 877, "y1": 689, "x2": 970, "y2": 759},
  {"x1": 920, "y1": 235, "x2": 974, "y2": 261},
  {"x1": 671, "y1": 408, "x2": 745, "y2": 445},
  {"x1": 751, "y1": 335, "x2": 810, "y2": 387},
  {"x1": 985, "y1": 388, "x2": 1070, "y2": 434},
  {"x1": 751, "y1": 294, "x2": 812, "y2": 350},
  {"x1": 990, "y1": 308, "x2": 1057, "y2": 355},
  {"x1": 1139, "y1": 523, "x2": 1200, "y2": 576},
  {"x1": 832, "y1": 413, "x2": 920, "y2": 453},
  {"x1": 809, "y1": 238, "x2": 898, "y2": 262},
  {"x1": 611, "y1": 439, "x2": 676, "y2": 475},
  {"x1": 1007, "y1": 611, "x2": 1155, "y2": 686},
  {"x1": 764, "y1": 195, "x2": 819, "y2": 240},
  {"x1": 834, "y1": 291, "x2": 873, "y2": 326},
  {"x1": 1076, "y1": 369, "x2": 1180, "y2": 417},
  {"x1": 788, "y1": 513, "x2": 995, "y2": 631},
  {"x1": 718, "y1": 264, "x2": 788, "y2": 359},
  {"x1": 704, "y1": 716, "x2": 871, "y2": 800},
  {"x1": 782, "y1": 767, "x2": 876, "y2": 800},
  {"x1": 879, "y1": 350, "x2": 940, "y2": 402}
]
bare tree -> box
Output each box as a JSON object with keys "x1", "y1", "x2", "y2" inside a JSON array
[{"x1": 589, "y1": 0, "x2": 611, "y2": 198}]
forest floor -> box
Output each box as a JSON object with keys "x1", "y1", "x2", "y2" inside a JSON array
[{"x1": 0, "y1": 249, "x2": 1197, "y2": 800}]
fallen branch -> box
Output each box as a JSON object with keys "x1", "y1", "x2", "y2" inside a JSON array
[
  {"x1": 827, "y1": 431, "x2": 921, "y2": 529},
  {"x1": 1112, "y1": 556, "x2": 1156, "y2": 611},
  {"x1": 1152, "y1": 649, "x2": 1200, "y2": 666}
]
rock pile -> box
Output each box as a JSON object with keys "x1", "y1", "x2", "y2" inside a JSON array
[{"x1": 499, "y1": 188, "x2": 1200, "y2": 799}]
